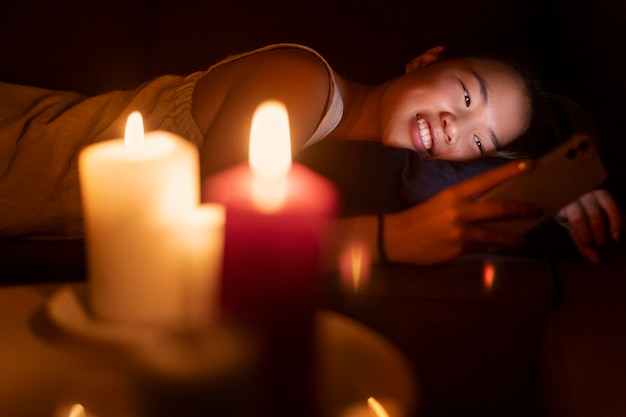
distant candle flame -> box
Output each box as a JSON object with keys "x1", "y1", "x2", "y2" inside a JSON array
[
  {"x1": 249, "y1": 101, "x2": 291, "y2": 212},
  {"x1": 483, "y1": 261, "x2": 495, "y2": 290},
  {"x1": 67, "y1": 404, "x2": 86, "y2": 417},
  {"x1": 340, "y1": 242, "x2": 371, "y2": 292},
  {"x1": 368, "y1": 397, "x2": 390, "y2": 417},
  {"x1": 124, "y1": 111, "x2": 144, "y2": 155},
  {"x1": 351, "y1": 245, "x2": 364, "y2": 290}
]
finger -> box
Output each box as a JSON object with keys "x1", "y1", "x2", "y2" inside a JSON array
[
  {"x1": 593, "y1": 190, "x2": 624, "y2": 242},
  {"x1": 461, "y1": 199, "x2": 543, "y2": 223},
  {"x1": 576, "y1": 243, "x2": 600, "y2": 265},
  {"x1": 455, "y1": 160, "x2": 533, "y2": 199},
  {"x1": 577, "y1": 194, "x2": 605, "y2": 246},
  {"x1": 463, "y1": 224, "x2": 527, "y2": 248},
  {"x1": 555, "y1": 206, "x2": 568, "y2": 223},
  {"x1": 564, "y1": 201, "x2": 593, "y2": 246}
]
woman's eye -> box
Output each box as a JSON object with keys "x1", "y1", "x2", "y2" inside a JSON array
[
  {"x1": 463, "y1": 90, "x2": 471, "y2": 107},
  {"x1": 474, "y1": 136, "x2": 483, "y2": 155},
  {"x1": 461, "y1": 82, "x2": 471, "y2": 107}
]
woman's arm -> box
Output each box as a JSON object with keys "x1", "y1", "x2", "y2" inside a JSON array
[
  {"x1": 193, "y1": 47, "x2": 546, "y2": 268},
  {"x1": 324, "y1": 160, "x2": 544, "y2": 268}
]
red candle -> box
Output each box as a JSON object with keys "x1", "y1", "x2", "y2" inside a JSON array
[
  {"x1": 203, "y1": 101, "x2": 337, "y2": 416},
  {"x1": 205, "y1": 163, "x2": 337, "y2": 318}
]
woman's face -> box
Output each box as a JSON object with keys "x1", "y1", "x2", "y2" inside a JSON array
[{"x1": 379, "y1": 57, "x2": 531, "y2": 161}]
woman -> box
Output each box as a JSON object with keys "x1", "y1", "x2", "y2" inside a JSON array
[
  {"x1": 192, "y1": 44, "x2": 622, "y2": 265},
  {"x1": 0, "y1": 43, "x2": 620, "y2": 265}
]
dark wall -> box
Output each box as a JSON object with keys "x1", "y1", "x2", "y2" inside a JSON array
[
  {"x1": 0, "y1": 0, "x2": 552, "y2": 92},
  {"x1": 0, "y1": 0, "x2": 624, "y2": 197},
  {"x1": 547, "y1": 0, "x2": 626, "y2": 200}
]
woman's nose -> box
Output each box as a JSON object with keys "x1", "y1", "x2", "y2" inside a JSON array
[{"x1": 442, "y1": 113, "x2": 458, "y2": 144}]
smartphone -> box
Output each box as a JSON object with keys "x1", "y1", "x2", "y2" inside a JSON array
[{"x1": 476, "y1": 134, "x2": 608, "y2": 233}]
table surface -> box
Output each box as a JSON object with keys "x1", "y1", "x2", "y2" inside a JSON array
[
  {"x1": 2, "y1": 240, "x2": 625, "y2": 417},
  {"x1": 0, "y1": 281, "x2": 419, "y2": 417},
  {"x1": 0, "y1": 242, "x2": 579, "y2": 417},
  {"x1": 0, "y1": 283, "x2": 145, "y2": 417}
]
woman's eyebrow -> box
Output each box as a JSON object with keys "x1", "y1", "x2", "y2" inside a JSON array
[{"x1": 470, "y1": 69, "x2": 488, "y2": 105}]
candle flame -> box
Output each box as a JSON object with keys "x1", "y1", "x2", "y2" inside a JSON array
[
  {"x1": 124, "y1": 111, "x2": 144, "y2": 155},
  {"x1": 483, "y1": 261, "x2": 495, "y2": 290},
  {"x1": 249, "y1": 100, "x2": 292, "y2": 178},
  {"x1": 351, "y1": 245, "x2": 363, "y2": 290},
  {"x1": 249, "y1": 101, "x2": 292, "y2": 212},
  {"x1": 367, "y1": 397, "x2": 390, "y2": 417},
  {"x1": 67, "y1": 404, "x2": 86, "y2": 417},
  {"x1": 340, "y1": 241, "x2": 371, "y2": 292}
]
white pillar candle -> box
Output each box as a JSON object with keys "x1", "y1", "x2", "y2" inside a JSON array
[{"x1": 78, "y1": 114, "x2": 223, "y2": 327}]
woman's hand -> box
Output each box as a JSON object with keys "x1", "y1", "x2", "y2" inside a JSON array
[
  {"x1": 383, "y1": 160, "x2": 543, "y2": 265},
  {"x1": 555, "y1": 189, "x2": 623, "y2": 263}
]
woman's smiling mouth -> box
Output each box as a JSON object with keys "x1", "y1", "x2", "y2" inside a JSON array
[{"x1": 411, "y1": 114, "x2": 433, "y2": 155}]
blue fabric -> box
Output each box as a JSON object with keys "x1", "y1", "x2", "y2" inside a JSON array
[
  {"x1": 296, "y1": 139, "x2": 507, "y2": 216},
  {"x1": 297, "y1": 139, "x2": 580, "y2": 259}
]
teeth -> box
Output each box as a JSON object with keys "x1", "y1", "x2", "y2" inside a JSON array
[{"x1": 416, "y1": 116, "x2": 432, "y2": 150}]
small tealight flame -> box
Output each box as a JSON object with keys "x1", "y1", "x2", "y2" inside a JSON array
[
  {"x1": 124, "y1": 111, "x2": 144, "y2": 156},
  {"x1": 351, "y1": 245, "x2": 364, "y2": 290},
  {"x1": 67, "y1": 403, "x2": 86, "y2": 417},
  {"x1": 367, "y1": 397, "x2": 390, "y2": 417},
  {"x1": 249, "y1": 100, "x2": 291, "y2": 212},
  {"x1": 483, "y1": 261, "x2": 495, "y2": 291},
  {"x1": 339, "y1": 241, "x2": 371, "y2": 292}
]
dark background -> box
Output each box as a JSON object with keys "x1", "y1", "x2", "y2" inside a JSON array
[{"x1": 0, "y1": 0, "x2": 623, "y2": 200}]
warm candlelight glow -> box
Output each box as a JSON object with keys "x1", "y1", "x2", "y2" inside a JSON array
[
  {"x1": 368, "y1": 397, "x2": 390, "y2": 417},
  {"x1": 351, "y1": 245, "x2": 364, "y2": 290},
  {"x1": 339, "y1": 397, "x2": 405, "y2": 417},
  {"x1": 249, "y1": 100, "x2": 291, "y2": 212},
  {"x1": 80, "y1": 127, "x2": 215, "y2": 325},
  {"x1": 67, "y1": 404, "x2": 86, "y2": 417},
  {"x1": 340, "y1": 241, "x2": 371, "y2": 292},
  {"x1": 249, "y1": 100, "x2": 292, "y2": 177},
  {"x1": 204, "y1": 98, "x2": 338, "y2": 416},
  {"x1": 124, "y1": 111, "x2": 144, "y2": 155},
  {"x1": 483, "y1": 261, "x2": 495, "y2": 290}
]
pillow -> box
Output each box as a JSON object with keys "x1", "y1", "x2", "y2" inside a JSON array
[
  {"x1": 296, "y1": 139, "x2": 507, "y2": 216},
  {"x1": 297, "y1": 139, "x2": 579, "y2": 259}
]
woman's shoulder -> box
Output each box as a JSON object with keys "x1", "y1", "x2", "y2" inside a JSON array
[
  {"x1": 208, "y1": 43, "x2": 332, "y2": 73},
  {"x1": 193, "y1": 43, "x2": 339, "y2": 156},
  {"x1": 199, "y1": 44, "x2": 333, "y2": 96}
]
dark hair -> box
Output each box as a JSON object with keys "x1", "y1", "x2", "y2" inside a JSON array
[{"x1": 493, "y1": 90, "x2": 597, "y2": 159}]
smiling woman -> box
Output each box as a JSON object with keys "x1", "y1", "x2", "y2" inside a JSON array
[
  {"x1": 192, "y1": 43, "x2": 621, "y2": 265},
  {"x1": 0, "y1": 43, "x2": 621, "y2": 267}
]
